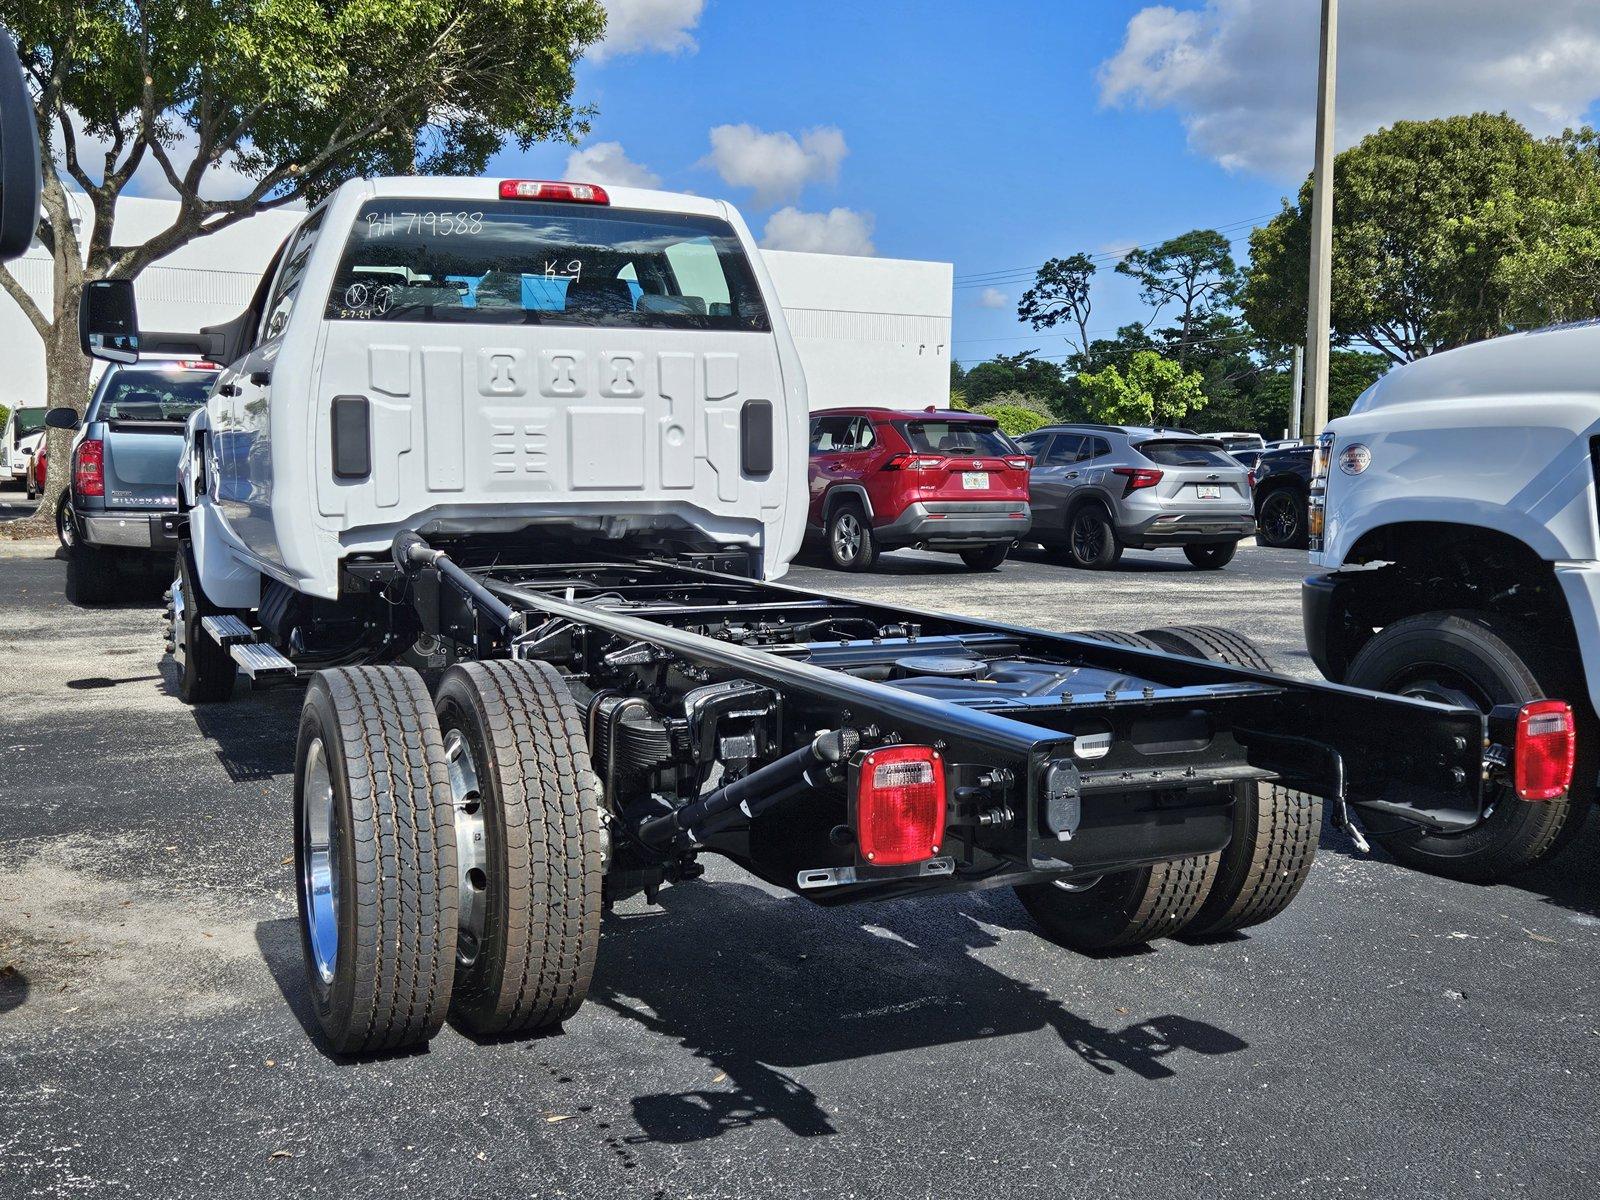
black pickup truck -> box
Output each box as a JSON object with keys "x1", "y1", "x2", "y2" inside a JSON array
[{"x1": 1252, "y1": 444, "x2": 1314, "y2": 549}]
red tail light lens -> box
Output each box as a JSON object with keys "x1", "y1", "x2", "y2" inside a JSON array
[
  {"x1": 1515, "y1": 700, "x2": 1576, "y2": 801},
  {"x1": 855, "y1": 745, "x2": 946, "y2": 866},
  {"x1": 74, "y1": 438, "x2": 105, "y2": 497},
  {"x1": 883, "y1": 454, "x2": 944, "y2": 471},
  {"x1": 1112, "y1": 466, "x2": 1163, "y2": 495},
  {"x1": 498, "y1": 180, "x2": 610, "y2": 204}
]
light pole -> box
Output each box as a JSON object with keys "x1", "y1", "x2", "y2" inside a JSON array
[{"x1": 1302, "y1": 0, "x2": 1338, "y2": 438}]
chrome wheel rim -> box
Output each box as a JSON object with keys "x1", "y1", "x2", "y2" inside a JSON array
[
  {"x1": 170, "y1": 569, "x2": 188, "y2": 673},
  {"x1": 1053, "y1": 875, "x2": 1102, "y2": 893},
  {"x1": 832, "y1": 512, "x2": 862, "y2": 562},
  {"x1": 300, "y1": 738, "x2": 339, "y2": 986},
  {"x1": 445, "y1": 729, "x2": 488, "y2": 968},
  {"x1": 1262, "y1": 492, "x2": 1299, "y2": 543},
  {"x1": 1071, "y1": 513, "x2": 1105, "y2": 561},
  {"x1": 58, "y1": 498, "x2": 74, "y2": 548}
]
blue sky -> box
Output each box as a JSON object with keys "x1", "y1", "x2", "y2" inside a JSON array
[
  {"x1": 486, "y1": 0, "x2": 1600, "y2": 373},
  {"x1": 491, "y1": 2, "x2": 1291, "y2": 369}
]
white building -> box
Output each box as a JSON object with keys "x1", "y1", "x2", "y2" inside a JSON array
[{"x1": 0, "y1": 194, "x2": 950, "y2": 413}]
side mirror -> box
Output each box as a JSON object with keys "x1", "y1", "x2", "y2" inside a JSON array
[
  {"x1": 79, "y1": 278, "x2": 141, "y2": 364},
  {"x1": 44, "y1": 407, "x2": 79, "y2": 431},
  {"x1": 0, "y1": 32, "x2": 42, "y2": 263}
]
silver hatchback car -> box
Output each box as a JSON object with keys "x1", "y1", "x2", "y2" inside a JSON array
[{"x1": 1016, "y1": 425, "x2": 1255, "y2": 569}]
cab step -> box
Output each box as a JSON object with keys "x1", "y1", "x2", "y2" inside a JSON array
[
  {"x1": 230, "y1": 641, "x2": 296, "y2": 682},
  {"x1": 201, "y1": 614, "x2": 255, "y2": 646}
]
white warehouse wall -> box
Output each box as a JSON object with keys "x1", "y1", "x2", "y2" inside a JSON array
[{"x1": 0, "y1": 196, "x2": 952, "y2": 414}]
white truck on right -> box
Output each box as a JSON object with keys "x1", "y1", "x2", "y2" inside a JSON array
[{"x1": 1304, "y1": 320, "x2": 1599, "y2": 881}]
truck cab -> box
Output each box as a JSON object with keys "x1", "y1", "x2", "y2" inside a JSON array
[
  {"x1": 1302, "y1": 321, "x2": 1600, "y2": 880},
  {"x1": 179, "y1": 176, "x2": 807, "y2": 621}
]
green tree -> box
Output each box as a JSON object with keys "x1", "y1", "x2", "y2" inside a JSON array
[
  {"x1": 0, "y1": 0, "x2": 606, "y2": 523},
  {"x1": 1116, "y1": 230, "x2": 1240, "y2": 367},
  {"x1": 1016, "y1": 252, "x2": 1097, "y2": 365},
  {"x1": 1076, "y1": 351, "x2": 1208, "y2": 427},
  {"x1": 958, "y1": 350, "x2": 1069, "y2": 413},
  {"x1": 1242, "y1": 113, "x2": 1600, "y2": 364}
]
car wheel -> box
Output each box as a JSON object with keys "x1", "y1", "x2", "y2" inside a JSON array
[
  {"x1": 173, "y1": 543, "x2": 236, "y2": 704},
  {"x1": 1065, "y1": 505, "x2": 1120, "y2": 569},
  {"x1": 826, "y1": 501, "x2": 877, "y2": 571},
  {"x1": 1184, "y1": 541, "x2": 1237, "y2": 570},
  {"x1": 1016, "y1": 856, "x2": 1219, "y2": 953},
  {"x1": 295, "y1": 666, "x2": 458, "y2": 1055},
  {"x1": 56, "y1": 491, "x2": 75, "y2": 549},
  {"x1": 1345, "y1": 611, "x2": 1593, "y2": 881},
  {"x1": 959, "y1": 543, "x2": 1009, "y2": 571},
  {"x1": 1256, "y1": 487, "x2": 1307, "y2": 549}
]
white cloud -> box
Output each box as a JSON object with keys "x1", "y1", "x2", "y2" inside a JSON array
[
  {"x1": 760, "y1": 207, "x2": 876, "y2": 256},
  {"x1": 977, "y1": 287, "x2": 1010, "y2": 309},
  {"x1": 1099, "y1": 0, "x2": 1600, "y2": 179},
  {"x1": 591, "y1": 0, "x2": 704, "y2": 63},
  {"x1": 703, "y1": 124, "x2": 848, "y2": 206},
  {"x1": 563, "y1": 141, "x2": 661, "y2": 189}
]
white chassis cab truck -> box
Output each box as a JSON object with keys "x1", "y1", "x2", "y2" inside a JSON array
[
  {"x1": 1304, "y1": 321, "x2": 1598, "y2": 882},
  {"x1": 78, "y1": 177, "x2": 1531, "y2": 1057}
]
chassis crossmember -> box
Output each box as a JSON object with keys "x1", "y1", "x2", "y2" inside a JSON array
[{"x1": 358, "y1": 536, "x2": 1487, "y2": 907}]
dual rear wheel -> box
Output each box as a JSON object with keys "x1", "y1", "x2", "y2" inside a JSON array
[
  {"x1": 294, "y1": 659, "x2": 605, "y2": 1055},
  {"x1": 1017, "y1": 626, "x2": 1322, "y2": 952}
]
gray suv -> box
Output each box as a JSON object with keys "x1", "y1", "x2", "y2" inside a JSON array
[{"x1": 1016, "y1": 425, "x2": 1255, "y2": 570}]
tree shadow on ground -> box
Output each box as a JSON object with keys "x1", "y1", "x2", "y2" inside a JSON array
[
  {"x1": 590, "y1": 882, "x2": 1248, "y2": 1147},
  {"x1": 0, "y1": 962, "x2": 28, "y2": 1015}
]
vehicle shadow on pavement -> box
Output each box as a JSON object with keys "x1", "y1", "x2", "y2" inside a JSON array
[
  {"x1": 1320, "y1": 815, "x2": 1600, "y2": 920},
  {"x1": 590, "y1": 882, "x2": 1248, "y2": 1146},
  {"x1": 161, "y1": 657, "x2": 303, "y2": 781},
  {"x1": 0, "y1": 962, "x2": 28, "y2": 1015}
]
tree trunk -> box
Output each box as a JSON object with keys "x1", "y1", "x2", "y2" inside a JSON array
[{"x1": 33, "y1": 289, "x2": 90, "y2": 533}]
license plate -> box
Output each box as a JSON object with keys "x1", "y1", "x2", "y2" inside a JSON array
[
  {"x1": 962, "y1": 472, "x2": 989, "y2": 490},
  {"x1": 1197, "y1": 484, "x2": 1221, "y2": 499}
]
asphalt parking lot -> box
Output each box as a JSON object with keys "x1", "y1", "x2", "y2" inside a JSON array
[{"x1": 2, "y1": 534, "x2": 1597, "y2": 1199}]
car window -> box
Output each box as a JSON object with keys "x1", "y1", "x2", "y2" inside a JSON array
[
  {"x1": 326, "y1": 199, "x2": 770, "y2": 331},
  {"x1": 844, "y1": 417, "x2": 877, "y2": 452},
  {"x1": 1083, "y1": 437, "x2": 1111, "y2": 461},
  {"x1": 811, "y1": 416, "x2": 852, "y2": 452},
  {"x1": 1042, "y1": 434, "x2": 1083, "y2": 466},
  {"x1": 1016, "y1": 433, "x2": 1047, "y2": 457},
  {"x1": 95, "y1": 367, "x2": 217, "y2": 422},
  {"x1": 896, "y1": 420, "x2": 1016, "y2": 456},
  {"x1": 1137, "y1": 440, "x2": 1239, "y2": 468},
  {"x1": 11, "y1": 407, "x2": 45, "y2": 440},
  {"x1": 260, "y1": 211, "x2": 325, "y2": 343}
]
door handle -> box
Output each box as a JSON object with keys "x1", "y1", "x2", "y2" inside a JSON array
[
  {"x1": 1066, "y1": 471, "x2": 1079, "y2": 479},
  {"x1": 217, "y1": 383, "x2": 241, "y2": 397},
  {"x1": 248, "y1": 370, "x2": 271, "y2": 387}
]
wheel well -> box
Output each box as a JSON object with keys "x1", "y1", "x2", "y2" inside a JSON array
[
  {"x1": 821, "y1": 487, "x2": 866, "y2": 523},
  {"x1": 1064, "y1": 492, "x2": 1112, "y2": 521},
  {"x1": 1321, "y1": 522, "x2": 1578, "y2": 680}
]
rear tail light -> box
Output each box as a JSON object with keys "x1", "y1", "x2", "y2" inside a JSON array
[
  {"x1": 1515, "y1": 700, "x2": 1576, "y2": 801},
  {"x1": 855, "y1": 745, "x2": 946, "y2": 866},
  {"x1": 74, "y1": 437, "x2": 104, "y2": 497},
  {"x1": 498, "y1": 179, "x2": 610, "y2": 204},
  {"x1": 1005, "y1": 456, "x2": 1031, "y2": 471},
  {"x1": 1112, "y1": 466, "x2": 1163, "y2": 496},
  {"x1": 883, "y1": 454, "x2": 944, "y2": 470},
  {"x1": 1247, "y1": 469, "x2": 1257, "y2": 489}
]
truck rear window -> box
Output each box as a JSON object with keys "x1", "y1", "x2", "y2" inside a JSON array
[
  {"x1": 325, "y1": 200, "x2": 771, "y2": 331},
  {"x1": 896, "y1": 420, "x2": 1016, "y2": 456},
  {"x1": 94, "y1": 369, "x2": 216, "y2": 422},
  {"x1": 1137, "y1": 440, "x2": 1239, "y2": 468}
]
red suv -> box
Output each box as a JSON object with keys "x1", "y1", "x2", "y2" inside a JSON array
[{"x1": 807, "y1": 407, "x2": 1032, "y2": 571}]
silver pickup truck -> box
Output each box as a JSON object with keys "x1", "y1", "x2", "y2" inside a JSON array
[{"x1": 48, "y1": 356, "x2": 220, "y2": 605}]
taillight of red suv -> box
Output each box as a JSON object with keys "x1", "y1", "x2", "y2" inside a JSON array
[{"x1": 73, "y1": 438, "x2": 105, "y2": 497}]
